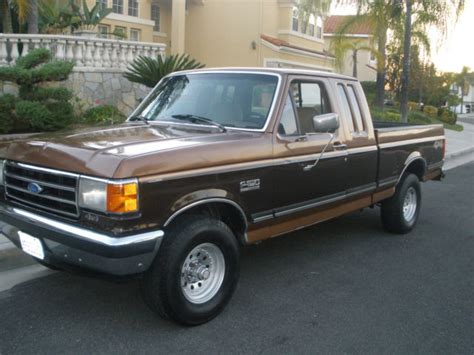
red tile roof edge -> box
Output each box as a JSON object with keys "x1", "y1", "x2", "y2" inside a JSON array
[{"x1": 260, "y1": 34, "x2": 335, "y2": 59}]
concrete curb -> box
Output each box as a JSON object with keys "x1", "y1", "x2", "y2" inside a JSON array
[{"x1": 444, "y1": 146, "x2": 474, "y2": 171}]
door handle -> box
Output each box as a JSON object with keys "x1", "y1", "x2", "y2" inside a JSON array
[{"x1": 333, "y1": 142, "x2": 347, "y2": 150}]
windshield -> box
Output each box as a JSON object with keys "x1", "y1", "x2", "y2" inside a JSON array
[{"x1": 135, "y1": 73, "x2": 279, "y2": 130}]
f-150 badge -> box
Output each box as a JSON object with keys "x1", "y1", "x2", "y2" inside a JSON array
[{"x1": 240, "y1": 179, "x2": 260, "y2": 192}]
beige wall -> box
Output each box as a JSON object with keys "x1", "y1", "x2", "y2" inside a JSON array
[
  {"x1": 324, "y1": 36, "x2": 376, "y2": 81},
  {"x1": 184, "y1": 0, "x2": 263, "y2": 67}
]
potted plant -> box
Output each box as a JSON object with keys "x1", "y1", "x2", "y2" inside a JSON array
[{"x1": 71, "y1": 0, "x2": 112, "y2": 38}]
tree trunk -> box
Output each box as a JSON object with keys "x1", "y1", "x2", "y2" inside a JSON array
[
  {"x1": 1, "y1": 0, "x2": 13, "y2": 33},
  {"x1": 375, "y1": 28, "x2": 387, "y2": 110},
  {"x1": 400, "y1": 0, "x2": 412, "y2": 123},
  {"x1": 27, "y1": 0, "x2": 39, "y2": 34},
  {"x1": 352, "y1": 49, "x2": 358, "y2": 78}
]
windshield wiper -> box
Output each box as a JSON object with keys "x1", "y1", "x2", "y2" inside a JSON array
[
  {"x1": 129, "y1": 115, "x2": 150, "y2": 125},
  {"x1": 172, "y1": 114, "x2": 227, "y2": 132}
]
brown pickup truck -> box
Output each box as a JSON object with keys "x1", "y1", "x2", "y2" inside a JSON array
[{"x1": 0, "y1": 68, "x2": 444, "y2": 325}]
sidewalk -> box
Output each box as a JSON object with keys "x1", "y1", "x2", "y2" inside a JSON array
[{"x1": 444, "y1": 117, "x2": 474, "y2": 170}]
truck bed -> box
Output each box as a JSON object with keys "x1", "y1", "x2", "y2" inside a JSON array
[{"x1": 374, "y1": 123, "x2": 445, "y2": 187}]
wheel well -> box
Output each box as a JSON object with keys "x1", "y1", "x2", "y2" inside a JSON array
[
  {"x1": 403, "y1": 158, "x2": 426, "y2": 181},
  {"x1": 165, "y1": 202, "x2": 248, "y2": 244}
]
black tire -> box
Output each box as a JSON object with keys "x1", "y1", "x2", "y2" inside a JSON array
[
  {"x1": 381, "y1": 173, "x2": 421, "y2": 234},
  {"x1": 139, "y1": 215, "x2": 240, "y2": 326}
]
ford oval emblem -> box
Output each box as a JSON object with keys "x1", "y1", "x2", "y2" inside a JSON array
[{"x1": 27, "y1": 182, "x2": 43, "y2": 194}]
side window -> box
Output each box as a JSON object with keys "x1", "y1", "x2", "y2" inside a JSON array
[
  {"x1": 337, "y1": 84, "x2": 355, "y2": 133},
  {"x1": 346, "y1": 85, "x2": 366, "y2": 132},
  {"x1": 291, "y1": 81, "x2": 331, "y2": 134},
  {"x1": 278, "y1": 93, "x2": 299, "y2": 136}
]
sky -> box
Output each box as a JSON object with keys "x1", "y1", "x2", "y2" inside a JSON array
[{"x1": 330, "y1": 2, "x2": 474, "y2": 73}]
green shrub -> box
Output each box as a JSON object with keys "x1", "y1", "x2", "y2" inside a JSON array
[
  {"x1": 0, "y1": 48, "x2": 74, "y2": 133},
  {"x1": 371, "y1": 108, "x2": 400, "y2": 122},
  {"x1": 423, "y1": 105, "x2": 438, "y2": 118},
  {"x1": 408, "y1": 111, "x2": 431, "y2": 125},
  {"x1": 361, "y1": 81, "x2": 376, "y2": 104},
  {"x1": 0, "y1": 95, "x2": 16, "y2": 134},
  {"x1": 407, "y1": 101, "x2": 419, "y2": 111},
  {"x1": 83, "y1": 105, "x2": 126, "y2": 125},
  {"x1": 438, "y1": 108, "x2": 457, "y2": 125}
]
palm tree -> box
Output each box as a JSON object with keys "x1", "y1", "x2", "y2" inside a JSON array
[
  {"x1": 124, "y1": 54, "x2": 205, "y2": 88},
  {"x1": 1, "y1": 0, "x2": 38, "y2": 33},
  {"x1": 332, "y1": 35, "x2": 374, "y2": 79},
  {"x1": 332, "y1": 1, "x2": 399, "y2": 110},
  {"x1": 456, "y1": 66, "x2": 471, "y2": 114},
  {"x1": 399, "y1": 0, "x2": 465, "y2": 122}
]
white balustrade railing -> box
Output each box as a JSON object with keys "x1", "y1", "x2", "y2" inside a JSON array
[{"x1": 0, "y1": 34, "x2": 166, "y2": 70}]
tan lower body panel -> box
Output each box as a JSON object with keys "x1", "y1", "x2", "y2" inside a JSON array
[{"x1": 247, "y1": 187, "x2": 395, "y2": 244}]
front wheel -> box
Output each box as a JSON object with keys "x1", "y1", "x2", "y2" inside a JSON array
[
  {"x1": 381, "y1": 174, "x2": 421, "y2": 234},
  {"x1": 139, "y1": 216, "x2": 240, "y2": 326}
]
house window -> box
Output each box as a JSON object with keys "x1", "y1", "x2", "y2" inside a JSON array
[
  {"x1": 316, "y1": 16, "x2": 323, "y2": 39},
  {"x1": 96, "y1": 0, "x2": 107, "y2": 10},
  {"x1": 130, "y1": 28, "x2": 141, "y2": 41},
  {"x1": 309, "y1": 14, "x2": 315, "y2": 36},
  {"x1": 292, "y1": 7, "x2": 298, "y2": 32},
  {"x1": 151, "y1": 2, "x2": 160, "y2": 32},
  {"x1": 114, "y1": 26, "x2": 126, "y2": 39},
  {"x1": 112, "y1": 0, "x2": 123, "y2": 14},
  {"x1": 98, "y1": 25, "x2": 109, "y2": 39},
  {"x1": 128, "y1": 0, "x2": 138, "y2": 17}
]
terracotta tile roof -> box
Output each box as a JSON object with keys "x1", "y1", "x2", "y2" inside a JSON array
[
  {"x1": 325, "y1": 15, "x2": 373, "y2": 35},
  {"x1": 260, "y1": 34, "x2": 334, "y2": 58}
]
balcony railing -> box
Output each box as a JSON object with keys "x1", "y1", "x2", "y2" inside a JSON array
[{"x1": 0, "y1": 34, "x2": 166, "y2": 70}]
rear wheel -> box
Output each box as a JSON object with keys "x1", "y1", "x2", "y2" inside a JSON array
[
  {"x1": 381, "y1": 174, "x2": 421, "y2": 234},
  {"x1": 139, "y1": 216, "x2": 240, "y2": 326}
]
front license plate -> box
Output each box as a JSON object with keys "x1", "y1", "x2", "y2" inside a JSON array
[{"x1": 18, "y1": 231, "x2": 44, "y2": 260}]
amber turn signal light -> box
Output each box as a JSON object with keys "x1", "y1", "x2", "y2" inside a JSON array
[{"x1": 107, "y1": 182, "x2": 138, "y2": 213}]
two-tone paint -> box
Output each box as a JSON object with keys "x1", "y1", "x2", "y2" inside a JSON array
[{"x1": 0, "y1": 68, "x2": 445, "y2": 276}]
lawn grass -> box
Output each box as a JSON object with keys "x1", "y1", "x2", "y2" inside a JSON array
[{"x1": 370, "y1": 107, "x2": 464, "y2": 132}]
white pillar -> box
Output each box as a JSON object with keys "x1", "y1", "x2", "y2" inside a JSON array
[
  {"x1": 93, "y1": 42, "x2": 103, "y2": 67},
  {"x1": 171, "y1": 0, "x2": 186, "y2": 54},
  {"x1": 10, "y1": 38, "x2": 20, "y2": 64},
  {"x1": 0, "y1": 36, "x2": 8, "y2": 65}
]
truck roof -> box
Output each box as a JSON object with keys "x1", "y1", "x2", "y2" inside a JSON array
[{"x1": 169, "y1": 67, "x2": 359, "y2": 82}]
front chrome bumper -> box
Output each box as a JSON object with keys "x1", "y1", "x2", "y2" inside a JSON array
[{"x1": 0, "y1": 202, "x2": 164, "y2": 275}]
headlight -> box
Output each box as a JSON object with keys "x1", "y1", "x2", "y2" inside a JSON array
[
  {"x1": 78, "y1": 177, "x2": 139, "y2": 214},
  {"x1": 0, "y1": 160, "x2": 5, "y2": 185}
]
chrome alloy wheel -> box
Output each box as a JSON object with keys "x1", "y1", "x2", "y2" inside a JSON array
[
  {"x1": 403, "y1": 187, "x2": 417, "y2": 222},
  {"x1": 181, "y1": 243, "x2": 225, "y2": 304}
]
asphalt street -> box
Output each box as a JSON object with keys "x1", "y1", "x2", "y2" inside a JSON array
[{"x1": 0, "y1": 163, "x2": 473, "y2": 354}]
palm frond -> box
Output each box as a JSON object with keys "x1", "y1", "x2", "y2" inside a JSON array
[{"x1": 123, "y1": 54, "x2": 205, "y2": 88}]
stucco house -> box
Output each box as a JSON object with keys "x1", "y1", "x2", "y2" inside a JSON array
[
  {"x1": 93, "y1": 0, "x2": 335, "y2": 71},
  {"x1": 450, "y1": 75, "x2": 474, "y2": 114}
]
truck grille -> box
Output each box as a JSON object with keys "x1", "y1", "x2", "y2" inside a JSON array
[{"x1": 4, "y1": 161, "x2": 79, "y2": 218}]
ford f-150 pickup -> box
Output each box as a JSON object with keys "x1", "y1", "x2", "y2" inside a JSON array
[{"x1": 0, "y1": 68, "x2": 445, "y2": 325}]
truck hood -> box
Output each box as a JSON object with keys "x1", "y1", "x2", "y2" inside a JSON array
[{"x1": 0, "y1": 123, "x2": 272, "y2": 178}]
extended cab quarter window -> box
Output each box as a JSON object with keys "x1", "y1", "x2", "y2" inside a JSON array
[
  {"x1": 346, "y1": 85, "x2": 366, "y2": 132},
  {"x1": 337, "y1": 84, "x2": 355, "y2": 133},
  {"x1": 290, "y1": 81, "x2": 332, "y2": 134}
]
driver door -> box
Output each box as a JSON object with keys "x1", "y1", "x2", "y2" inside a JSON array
[{"x1": 271, "y1": 77, "x2": 348, "y2": 217}]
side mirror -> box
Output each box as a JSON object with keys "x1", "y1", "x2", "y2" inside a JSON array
[{"x1": 312, "y1": 113, "x2": 339, "y2": 133}]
